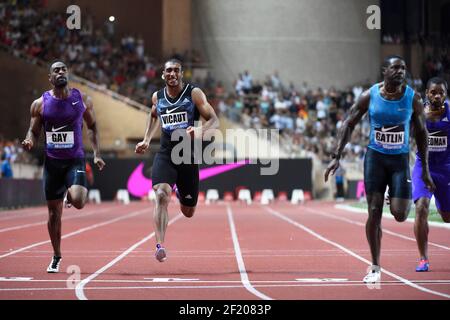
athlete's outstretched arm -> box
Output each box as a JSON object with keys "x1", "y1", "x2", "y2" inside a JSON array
[
  {"x1": 82, "y1": 94, "x2": 105, "y2": 170},
  {"x1": 22, "y1": 98, "x2": 43, "y2": 151},
  {"x1": 324, "y1": 89, "x2": 370, "y2": 182},
  {"x1": 136, "y1": 92, "x2": 160, "y2": 154},
  {"x1": 190, "y1": 87, "x2": 219, "y2": 137},
  {"x1": 411, "y1": 93, "x2": 435, "y2": 192}
]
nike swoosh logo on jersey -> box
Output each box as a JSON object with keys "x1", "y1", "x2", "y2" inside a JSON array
[
  {"x1": 51, "y1": 125, "x2": 68, "y2": 132},
  {"x1": 72, "y1": 101, "x2": 79, "y2": 105},
  {"x1": 166, "y1": 106, "x2": 181, "y2": 114},
  {"x1": 381, "y1": 126, "x2": 399, "y2": 132},
  {"x1": 428, "y1": 131, "x2": 443, "y2": 136},
  {"x1": 127, "y1": 160, "x2": 250, "y2": 197}
]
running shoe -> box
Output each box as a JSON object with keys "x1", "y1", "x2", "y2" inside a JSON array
[
  {"x1": 363, "y1": 265, "x2": 381, "y2": 283},
  {"x1": 63, "y1": 191, "x2": 72, "y2": 208},
  {"x1": 155, "y1": 244, "x2": 167, "y2": 262},
  {"x1": 47, "y1": 256, "x2": 62, "y2": 273},
  {"x1": 416, "y1": 259, "x2": 429, "y2": 272}
]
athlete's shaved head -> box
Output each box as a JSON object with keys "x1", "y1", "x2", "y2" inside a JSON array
[
  {"x1": 382, "y1": 55, "x2": 405, "y2": 71},
  {"x1": 427, "y1": 77, "x2": 448, "y2": 91},
  {"x1": 49, "y1": 61, "x2": 68, "y2": 88}
]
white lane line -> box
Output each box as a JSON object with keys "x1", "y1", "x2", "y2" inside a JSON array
[
  {"x1": 226, "y1": 204, "x2": 272, "y2": 300},
  {"x1": 75, "y1": 214, "x2": 183, "y2": 300},
  {"x1": 0, "y1": 208, "x2": 149, "y2": 260},
  {"x1": 3, "y1": 282, "x2": 450, "y2": 292},
  {"x1": 304, "y1": 207, "x2": 450, "y2": 251},
  {"x1": 0, "y1": 206, "x2": 114, "y2": 233},
  {"x1": 263, "y1": 206, "x2": 450, "y2": 299},
  {"x1": 2, "y1": 278, "x2": 450, "y2": 284},
  {"x1": 335, "y1": 204, "x2": 450, "y2": 230}
]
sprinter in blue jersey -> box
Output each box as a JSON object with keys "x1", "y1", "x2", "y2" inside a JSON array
[
  {"x1": 413, "y1": 77, "x2": 450, "y2": 272},
  {"x1": 21, "y1": 61, "x2": 105, "y2": 273},
  {"x1": 324, "y1": 56, "x2": 435, "y2": 283},
  {"x1": 135, "y1": 59, "x2": 219, "y2": 262}
]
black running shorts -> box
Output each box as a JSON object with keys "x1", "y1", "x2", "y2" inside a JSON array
[
  {"x1": 43, "y1": 157, "x2": 87, "y2": 201},
  {"x1": 151, "y1": 152, "x2": 199, "y2": 207},
  {"x1": 363, "y1": 147, "x2": 411, "y2": 199}
]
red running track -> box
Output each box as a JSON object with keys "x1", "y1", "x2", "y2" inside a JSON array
[{"x1": 0, "y1": 200, "x2": 449, "y2": 300}]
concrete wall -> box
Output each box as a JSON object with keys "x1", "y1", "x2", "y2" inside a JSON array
[
  {"x1": 192, "y1": 0, "x2": 381, "y2": 89},
  {"x1": 162, "y1": 0, "x2": 192, "y2": 58}
]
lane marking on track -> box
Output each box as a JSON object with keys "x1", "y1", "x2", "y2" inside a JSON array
[
  {"x1": 0, "y1": 206, "x2": 114, "y2": 233},
  {"x1": 1, "y1": 278, "x2": 450, "y2": 284},
  {"x1": 75, "y1": 214, "x2": 183, "y2": 300},
  {"x1": 335, "y1": 204, "x2": 450, "y2": 230},
  {"x1": 263, "y1": 206, "x2": 450, "y2": 299},
  {"x1": 143, "y1": 278, "x2": 200, "y2": 282},
  {"x1": 0, "y1": 210, "x2": 48, "y2": 222},
  {"x1": 305, "y1": 207, "x2": 450, "y2": 251},
  {"x1": 3, "y1": 282, "x2": 450, "y2": 292},
  {"x1": 0, "y1": 207, "x2": 149, "y2": 260},
  {"x1": 226, "y1": 204, "x2": 273, "y2": 300}
]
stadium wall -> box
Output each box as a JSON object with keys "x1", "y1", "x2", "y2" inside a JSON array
[{"x1": 192, "y1": 0, "x2": 381, "y2": 90}]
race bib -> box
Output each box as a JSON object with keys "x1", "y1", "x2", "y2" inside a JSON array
[
  {"x1": 46, "y1": 131, "x2": 74, "y2": 149},
  {"x1": 160, "y1": 111, "x2": 188, "y2": 130},
  {"x1": 428, "y1": 130, "x2": 447, "y2": 152},
  {"x1": 374, "y1": 125, "x2": 405, "y2": 149}
]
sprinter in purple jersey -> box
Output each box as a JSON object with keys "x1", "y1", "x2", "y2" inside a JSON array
[
  {"x1": 413, "y1": 77, "x2": 450, "y2": 272},
  {"x1": 22, "y1": 61, "x2": 105, "y2": 273}
]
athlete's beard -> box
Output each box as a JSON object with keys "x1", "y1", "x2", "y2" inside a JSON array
[{"x1": 54, "y1": 77, "x2": 68, "y2": 88}]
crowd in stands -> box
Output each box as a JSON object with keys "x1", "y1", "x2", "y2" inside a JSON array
[
  {"x1": 204, "y1": 71, "x2": 371, "y2": 162},
  {"x1": 0, "y1": 0, "x2": 204, "y2": 106},
  {"x1": 1, "y1": 1, "x2": 448, "y2": 167},
  {"x1": 0, "y1": 134, "x2": 38, "y2": 178}
]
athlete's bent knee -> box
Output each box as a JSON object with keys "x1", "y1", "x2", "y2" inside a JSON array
[
  {"x1": 181, "y1": 206, "x2": 195, "y2": 218},
  {"x1": 392, "y1": 211, "x2": 408, "y2": 222},
  {"x1": 155, "y1": 189, "x2": 170, "y2": 205}
]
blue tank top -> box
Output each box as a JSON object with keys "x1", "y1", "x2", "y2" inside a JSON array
[
  {"x1": 42, "y1": 88, "x2": 85, "y2": 159},
  {"x1": 368, "y1": 83, "x2": 414, "y2": 154},
  {"x1": 416, "y1": 101, "x2": 450, "y2": 165},
  {"x1": 156, "y1": 83, "x2": 200, "y2": 152}
]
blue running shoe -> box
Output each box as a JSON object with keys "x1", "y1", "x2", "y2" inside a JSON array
[{"x1": 416, "y1": 259, "x2": 429, "y2": 272}]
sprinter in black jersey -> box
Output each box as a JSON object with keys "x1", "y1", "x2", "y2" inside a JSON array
[{"x1": 135, "y1": 59, "x2": 219, "y2": 262}]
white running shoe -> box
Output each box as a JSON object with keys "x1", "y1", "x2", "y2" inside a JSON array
[
  {"x1": 63, "y1": 191, "x2": 72, "y2": 208},
  {"x1": 363, "y1": 265, "x2": 381, "y2": 283},
  {"x1": 47, "y1": 256, "x2": 62, "y2": 273}
]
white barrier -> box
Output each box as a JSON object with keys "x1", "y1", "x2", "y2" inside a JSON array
[
  {"x1": 206, "y1": 189, "x2": 219, "y2": 204},
  {"x1": 116, "y1": 189, "x2": 130, "y2": 205},
  {"x1": 261, "y1": 189, "x2": 274, "y2": 205},
  {"x1": 88, "y1": 189, "x2": 101, "y2": 204},
  {"x1": 238, "y1": 189, "x2": 252, "y2": 205},
  {"x1": 291, "y1": 189, "x2": 305, "y2": 205}
]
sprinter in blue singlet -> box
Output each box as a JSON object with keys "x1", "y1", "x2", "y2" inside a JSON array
[{"x1": 324, "y1": 56, "x2": 435, "y2": 284}]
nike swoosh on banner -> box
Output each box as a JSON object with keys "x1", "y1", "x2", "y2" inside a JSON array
[
  {"x1": 52, "y1": 125, "x2": 67, "y2": 132},
  {"x1": 127, "y1": 160, "x2": 250, "y2": 197}
]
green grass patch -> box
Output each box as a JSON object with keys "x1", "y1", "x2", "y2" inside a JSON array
[{"x1": 349, "y1": 201, "x2": 444, "y2": 223}]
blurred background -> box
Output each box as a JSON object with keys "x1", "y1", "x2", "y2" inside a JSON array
[{"x1": 0, "y1": 0, "x2": 449, "y2": 207}]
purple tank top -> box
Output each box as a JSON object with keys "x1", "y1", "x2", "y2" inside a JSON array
[
  {"x1": 416, "y1": 101, "x2": 450, "y2": 165},
  {"x1": 42, "y1": 88, "x2": 85, "y2": 159}
]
